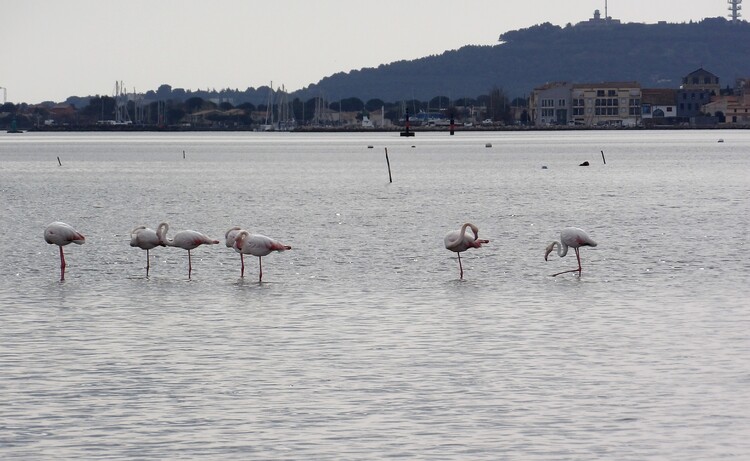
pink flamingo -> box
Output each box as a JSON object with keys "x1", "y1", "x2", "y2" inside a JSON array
[
  {"x1": 233, "y1": 230, "x2": 291, "y2": 282},
  {"x1": 163, "y1": 224, "x2": 219, "y2": 278},
  {"x1": 225, "y1": 226, "x2": 246, "y2": 276},
  {"x1": 130, "y1": 222, "x2": 168, "y2": 276},
  {"x1": 544, "y1": 227, "x2": 598, "y2": 277},
  {"x1": 44, "y1": 221, "x2": 85, "y2": 281},
  {"x1": 444, "y1": 222, "x2": 489, "y2": 279}
]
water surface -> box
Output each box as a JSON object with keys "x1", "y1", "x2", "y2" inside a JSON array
[{"x1": 1, "y1": 130, "x2": 748, "y2": 459}]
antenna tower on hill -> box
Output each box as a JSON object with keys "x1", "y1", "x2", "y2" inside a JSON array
[{"x1": 728, "y1": 0, "x2": 743, "y2": 23}]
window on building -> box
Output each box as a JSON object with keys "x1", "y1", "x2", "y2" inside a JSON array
[
  {"x1": 692, "y1": 77, "x2": 699, "y2": 84},
  {"x1": 597, "y1": 90, "x2": 605, "y2": 97},
  {"x1": 558, "y1": 99, "x2": 566, "y2": 107},
  {"x1": 666, "y1": 107, "x2": 673, "y2": 112},
  {"x1": 608, "y1": 90, "x2": 616, "y2": 97}
]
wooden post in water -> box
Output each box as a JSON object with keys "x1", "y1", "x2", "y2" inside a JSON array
[
  {"x1": 57, "y1": 156, "x2": 62, "y2": 166},
  {"x1": 385, "y1": 148, "x2": 393, "y2": 183},
  {"x1": 183, "y1": 150, "x2": 186, "y2": 159},
  {"x1": 601, "y1": 150, "x2": 606, "y2": 164}
]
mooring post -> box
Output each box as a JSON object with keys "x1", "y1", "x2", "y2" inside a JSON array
[{"x1": 385, "y1": 148, "x2": 393, "y2": 183}]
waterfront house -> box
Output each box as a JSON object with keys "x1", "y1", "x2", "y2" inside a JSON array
[
  {"x1": 530, "y1": 82, "x2": 572, "y2": 126},
  {"x1": 570, "y1": 82, "x2": 641, "y2": 127},
  {"x1": 677, "y1": 68, "x2": 720, "y2": 119}
]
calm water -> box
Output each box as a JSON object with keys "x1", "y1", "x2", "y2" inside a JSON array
[{"x1": 1, "y1": 130, "x2": 748, "y2": 459}]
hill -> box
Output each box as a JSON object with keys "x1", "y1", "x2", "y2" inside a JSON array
[{"x1": 294, "y1": 17, "x2": 750, "y2": 102}]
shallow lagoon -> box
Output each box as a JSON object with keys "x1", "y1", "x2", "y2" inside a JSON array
[{"x1": 0, "y1": 130, "x2": 748, "y2": 459}]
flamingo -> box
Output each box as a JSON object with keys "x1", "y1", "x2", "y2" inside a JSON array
[
  {"x1": 130, "y1": 222, "x2": 168, "y2": 276},
  {"x1": 444, "y1": 222, "x2": 489, "y2": 279},
  {"x1": 544, "y1": 227, "x2": 598, "y2": 277},
  {"x1": 44, "y1": 221, "x2": 85, "y2": 281},
  {"x1": 225, "y1": 226, "x2": 246, "y2": 277},
  {"x1": 233, "y1": 230, "x2": 291, "y2": 282},
  {"x1": 163, "y1": 225, "x2": 219, "y2": 278}
]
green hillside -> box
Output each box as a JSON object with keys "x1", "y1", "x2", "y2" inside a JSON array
[{"x1": 295, "y1": 17, "x2": 750, "y2": 102}]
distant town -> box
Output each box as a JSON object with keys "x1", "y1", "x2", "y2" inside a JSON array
[{"x1": 3, "y1": 7, "x2": 750, "y2": 132}]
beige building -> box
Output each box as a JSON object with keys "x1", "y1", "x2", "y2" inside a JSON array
[
  {"x1": 570, "y1": 82, "x2": 641, "y2": 127},
  {"x1": 703, "y1": 94, "x2": 750, "y2": 125}
]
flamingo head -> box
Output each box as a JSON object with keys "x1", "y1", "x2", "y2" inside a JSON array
[
  {"x1": 157, "y1": 222, "x2": 169, "y2": 246},
  {"x1": 544, "y1": 242, "x2": 555, "y2": 261},
  {"x1": 233, "y1": 230, "x2": 249, "y2": 249}
]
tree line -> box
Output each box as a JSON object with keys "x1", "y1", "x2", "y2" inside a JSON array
[{"x1": 1, "y1": 87, "x2": 528, "y2": 130}]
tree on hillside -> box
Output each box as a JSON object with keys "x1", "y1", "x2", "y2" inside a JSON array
[
  {"x1": 79, "y1": 96, "x2": 116, "y2": 123},
  {"x1": 481, "y1": 87, "x2": 512, "y2": 123},
  {"x1": 429, "y1": 96, "x2": 450, "y2": 110},
  {"x1": 185, "y1": 97, "x2": 205, "y2": 113}
]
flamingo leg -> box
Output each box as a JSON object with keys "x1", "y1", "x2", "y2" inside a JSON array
[
  {"x1": 258, "y1": 257, "x2": 263, "y2": 283},
  {"x1": 188, "y1": 250, "x2": 192, "y2": 279},
  {"x1": 146, "y1": 249, "x2": 150, "y2": 277},
  {"x1": 458, "y1": 252, "x2": 463, "y2": 279},
  {"x1": 550, "y1": 249, "x2": 584, "y2": 277},
  {"x1": 240, "y1": 254, "x2": 245, "y2": 278},
  {"x1": 59, "y1": 246, "x2": 66, "y2": 281}
]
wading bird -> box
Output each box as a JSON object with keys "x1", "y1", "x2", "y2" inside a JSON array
[
  {"x1": 544, "y1": 227, "x2": 597, "y2": 277},
  {"x1": 44, "y1": 221, "x2": 85, "y2": 281},
  {"x1": 233, "y1": 230, "x2": 291, "y2": 282},
  {"x1": 225, "y1": 226, "x2": 246, "y2": 276},
  {"x1": 444, "y1": 222, "x2": 489, "y2": 279},
  {"x1": 130, "y1": 222, "x2": 168, "y2": 276},
  {"x1": 163, "y1": 225, "x2": 219, "y2": 279}
]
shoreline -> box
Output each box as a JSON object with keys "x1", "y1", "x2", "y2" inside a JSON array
[{"x1": 17, "y1": 124, "x2": 747, "y2": 133}]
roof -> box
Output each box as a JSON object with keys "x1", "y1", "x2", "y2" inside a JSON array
[
  {"x1": 684, "y1": 67, "x2": 719, "y2": 79},
  {"x1": 641, "y1": 89, "x2": 677, "y2": 105},
  {"x1": 572, "y1": 81, "x2": 641, "y2": 89}
]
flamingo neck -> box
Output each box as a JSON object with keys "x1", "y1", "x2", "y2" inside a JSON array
[
  {"x1": 554, "y1": 241, "x2": 568, "y2": 257},
  {"x1": 158, "y1": 223, "x2": 169, "y2": 245},
  {"x1": 460, "y1": 223, "x2": 479, "y2": 240}
]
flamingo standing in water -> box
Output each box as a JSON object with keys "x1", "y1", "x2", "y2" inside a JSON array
[
  {"x1": 444, "y1": 222, "x2": 489, "y2": 279},
  {"x1": 544, "y1": 227, "x2": 598, "y2": 277},
  {"x1": 225, "y1": 226, "x2": 246, "y2": 276},
  {"x1": 233, "y1": 230, "x2": 291, "y2": 282},
  {"x1": 44, "y1": 221, "x2": 85, "y2": 281},
  {"x1": 130, "y1": 222, "x2": 168, "y2": 276},
  {"x1": 163, "y1": 224, "x2": 219, "y2": 278}
]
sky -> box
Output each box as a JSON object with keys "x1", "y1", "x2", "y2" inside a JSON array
[{"x1": 1, "y1": 0, "x2": 729, "y2": 104}]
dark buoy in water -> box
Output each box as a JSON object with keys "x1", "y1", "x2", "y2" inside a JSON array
[
  {"x1": 579, "y1": 161, "x2": 590, "y2": 166},
  {"x1": 367, "y1": 145, "x2": 374, "y2": 149},
  {"x1": 400, "y1": 109, "x2": 415, "y2": 137},
  {"x1": 718, "y1": 139, "x2": 724, "y2": 143},
  {"x1": 485, "y1": 143, "x2": 492, "y2": 148},
  {"x1": 541, "y1": 165, "x2": 548, "y2": 169}
]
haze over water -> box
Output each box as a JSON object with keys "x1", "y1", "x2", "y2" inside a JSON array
[{"x1": 1, "y1": 130, "x2": 748, "y2": 459}]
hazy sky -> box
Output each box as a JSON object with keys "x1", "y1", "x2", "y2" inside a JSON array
[{"x1": 2, "y1": 0, "x2": 727, "y2": 103}]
